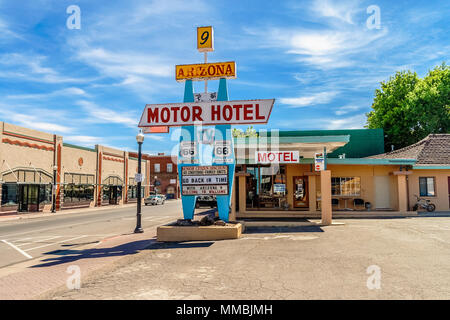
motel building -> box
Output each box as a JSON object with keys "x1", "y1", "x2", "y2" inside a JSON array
[
  {"x1": 1, "y1": 120, "x2": 449, "y2": 218},
  {"x1": 230, "y1": 129, "x2": 450, "y2": 219},
  {"x1": 0, "y1": 121, "x2": 154, "y2": 215}
]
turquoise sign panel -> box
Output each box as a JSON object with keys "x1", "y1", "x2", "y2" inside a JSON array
[{"x1": 177, "y1": 78, "x2": 235, "y2": 222}]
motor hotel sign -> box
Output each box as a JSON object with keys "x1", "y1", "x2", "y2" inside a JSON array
[
  {"x1": 138, "y1": 99, "x2": 274, "y2": 127},
  {"x1": 175, "y1": 61, "x2": 236, "y2": 82},
  {"x1": 181, "y1": 165, "x2": 229, "y2": 195}
]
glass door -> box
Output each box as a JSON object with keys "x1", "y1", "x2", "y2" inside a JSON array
[
  {"x1": 18, "y1": 185, "x2": 40, "y2": 212},
  {"x1": 293, "y1": 176, "x2": 309, "y2": 208}
]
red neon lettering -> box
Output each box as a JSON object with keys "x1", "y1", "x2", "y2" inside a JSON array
[
  {"x1": 192, "y1": 106, "x2": 203, "y2": 121},
  {"x1": 243, "y1": 104, "x2": 253, "y2": 120},
  {"x1": 255, "y1": 104, "x2": 265, "y2": 120},
  {"x1": 257, "y1": 152, "x2": 267, "y2": 163},
  {"x1": 187, "y1": 67, "x2": 194, "y2": 77},
  {"x1": 147, "y1": 108, "x2": 159, "y2": 123},
  {"x1": 225, "y1": 64, "x2": 233, "y2": 75},
  {"x1": 207, "y1": 65, "x2": 216, "y2": 76},
  {"x1": 233, "y1": 104, "x2": 242, "y2": 120},
  {"x1": 284, "y1": 153, "x2": 290, "y2": 162},
  {"x1": 160, "y1": 108, "x2": 170, "y2": 123},
  {"x1": 223, "y1": 105, "x2": 232, "y2": 121},
  {"x1": 211, "y1": 105, "x2": 220, "y2": 121},
  {"x1": 268, "y1": 153, "x2": 275, "y2": 162},
  {"x1": 216, "y1": 64, "x2": 224, "y2": 74},
  {"x1": 170, "y1": 106, "x2": 180, "y2": 122},
  {"x1": 181, "y1": 107, "x2": 190, "y2": 122}
]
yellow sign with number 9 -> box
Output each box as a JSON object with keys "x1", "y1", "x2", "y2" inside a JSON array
[{"x1": 197, "y1": 26, "x2": 214, "y2": 52}]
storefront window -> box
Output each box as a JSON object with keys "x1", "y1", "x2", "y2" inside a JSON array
[
  {"x1": 39, "y1": 184, "x2": 52, "y2": 204},
  {"x1": 64, "y1": 184, "x2": 94, "y2": 202},
  {"x1": 331, "y1": 177, "x2": 361, "y2": 196},
  {"x1": 1, "y1": 183, "x2": 18, "y2": 206},
  {"x1": 246, "y1": 165, "x2": 287, "y2": 210}
]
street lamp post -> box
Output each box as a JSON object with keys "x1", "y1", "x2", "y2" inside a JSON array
[
  {"x1": 51, "y1": 165, "x2": 58, "y2": 213},
  {"x1": 134, "y1": 131, "x2": 145, "y2": 233}
]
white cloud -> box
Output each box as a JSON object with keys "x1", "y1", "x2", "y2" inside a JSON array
[
  {"x1": 310, "y1": 0, "x2": 359, "y2": 24},
  {"x1": 279, "y1": 91, "x2": 338, "y2": 107},
  {"x1": 326, "y1": 113, "x2": 367, "y2": 129},
  {"x1": 334, "y1": 105, "x2": 362, "y2": 115},
  {"x1": 64, "y1": 135, "x2": 104, "y2": 146},
  {"x1": 0, "y1": 53, "x2": 96, "y2": 83},
  {"x1": 6, "y1": 87, "x2": 87, "y2": 100},
  {"x1": 76, "y1": 100, "x2": 138, "y2": 128}
]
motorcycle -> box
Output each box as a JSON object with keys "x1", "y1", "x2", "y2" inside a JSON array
[{"x1": 412, "y1": 195, "x2": 436, "y2": 212}]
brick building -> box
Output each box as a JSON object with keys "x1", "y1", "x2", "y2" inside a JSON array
[{"x1": 144, "y1": 153, "x2": 180, "y2": 199}]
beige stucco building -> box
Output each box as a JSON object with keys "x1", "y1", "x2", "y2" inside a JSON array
[{"x1": 0, "y1": 121, "x2": 151, "y2": 214}]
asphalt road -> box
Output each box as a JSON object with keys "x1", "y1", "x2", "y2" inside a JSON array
[{"x1": 0, "y1": 200, "x2": 183, "y2": 268}]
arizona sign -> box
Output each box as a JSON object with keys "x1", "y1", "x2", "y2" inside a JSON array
[
  {"x1": 138, "y1": 99, "x2": 275, "y2": 127},
  {"x1": 175, "y1": 61, "x2": 236, "y2": 82}
]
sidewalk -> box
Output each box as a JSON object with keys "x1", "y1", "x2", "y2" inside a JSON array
[
  {"x1": 0, "y1": 203, "x2": 140, "y2": 222},
  {"x1": 0, "y1": 226, "x2": 159, "y2": 299}
]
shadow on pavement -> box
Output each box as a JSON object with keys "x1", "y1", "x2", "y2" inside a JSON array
[
  {"x1": 30, "y1": 238, "x2": 214, "y2": 268},
  {"x1": 244, "y1": 226, "x2": 324, "y2": 233},
  {"x1": 30, "y1": 239, "x2": 154, "y2": 268},
  {"x1": 146, "y1": 241, "x2": 214, "y2": 250}
]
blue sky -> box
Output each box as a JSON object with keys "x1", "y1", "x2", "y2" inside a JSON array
[{"x1": 0, "y1": 0, "x2": 448, "y2": 154}]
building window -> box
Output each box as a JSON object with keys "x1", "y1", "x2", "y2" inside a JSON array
[
  {"x1": 331, "y1": 177, "x2": 361, "y2": 196},
  {"x1": 167, "y1": 163, "x2": 173, "y2": 173},
  {"x1": 1, "y1": 183, "x2": 18, "y2": 206},
  {"x1": 63, "y1": 173, "x2": 95, "y2": 203},
  {"x1": 419, "y1": 177, "x2": 435, "y2": 197},
  {"x1": 154, "y1": 163, "x2": 160, "y2": 173}
]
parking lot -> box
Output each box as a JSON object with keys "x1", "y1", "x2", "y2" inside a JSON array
[{"x1": 48, "y1": 216, "x2": 450, "y2": 300}]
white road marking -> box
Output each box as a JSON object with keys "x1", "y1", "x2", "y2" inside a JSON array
[
  {"x1": 25, "y1": 235, "x2": 87, "y2": 251},
  {"x1": 1, "y1": 239, "x2": 33, "y2": 259}
]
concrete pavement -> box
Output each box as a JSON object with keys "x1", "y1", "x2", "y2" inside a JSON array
[
  {"x1": 0, "y1": 200, "x2": 181, "y2": 268},
  {"x1": 45, "y1": 216, "x2": 450, "y2": 300}
]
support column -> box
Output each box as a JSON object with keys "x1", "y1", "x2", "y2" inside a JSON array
[
  {"x1": 394, "y1": 171, "x2": 410, "y2": 213},
  {"x1": 320, "y1": 170, "x2": 332, "y2": 225},
  {"x1": 230, "y1": 180, "x2": 236, "y2": 222},
  {"x1": 308, "y1": 175, "x2": 317, "y2": 212},
  {"x1": 238, "y1": 175, "x2": 246, "y2": 217}
]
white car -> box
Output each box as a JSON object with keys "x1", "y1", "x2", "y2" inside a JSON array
[{"x1": 144, "y1": 194, "x2": 165, "y2": 205}]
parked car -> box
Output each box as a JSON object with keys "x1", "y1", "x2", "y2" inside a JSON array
[
  {"x1": 144, "y1": 194, "x2": 165, "y2": 206},
  {"x1": 195, "y1": 195, "x2": 217, "y2": 208}
]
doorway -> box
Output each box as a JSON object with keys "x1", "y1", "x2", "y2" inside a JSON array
[
  {"x1": 293, "y1": 176, "x2": 309, "y2": 208},
  {"x1": 18, "y1": 184, "x2": 39, "y2": 212},
  {"x1": 374, "y1": 176, "x2": 391, "y2": 209}
]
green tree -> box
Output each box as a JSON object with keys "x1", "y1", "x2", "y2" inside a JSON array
[
  {"x1": 366, "y1": 63, "x2": 449, "y2": 151},
  {"x1": 232, "y1": 125, "x2": 258, "y2": 138}
]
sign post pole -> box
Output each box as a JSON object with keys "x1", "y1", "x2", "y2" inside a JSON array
[
  {"x1": 214, "y1": 78, "x2": 235, "y2": 222},
  {"x1": 178, "y1": 80, "x2": 198, "y2": 220}
]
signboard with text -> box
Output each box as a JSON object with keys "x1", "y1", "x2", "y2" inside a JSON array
[
  {"x1": 255, "y1": 151, "x2": 299, "y2": 164},
  {"x1": 197, "y1": 26, "x2": 214, "y2": 52},
  {"x1": 315, "y1": 152, "x2": 325, "y2": 171},
  {"x1": 175, "y1": 61, "x2": 236, "y2": 82},
  {"x1": 181, "y1": 165, "x2": 229, "y2": 196},
  {"x1": 139, "y1": 99, "x2": 274, "y2": 127}
]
